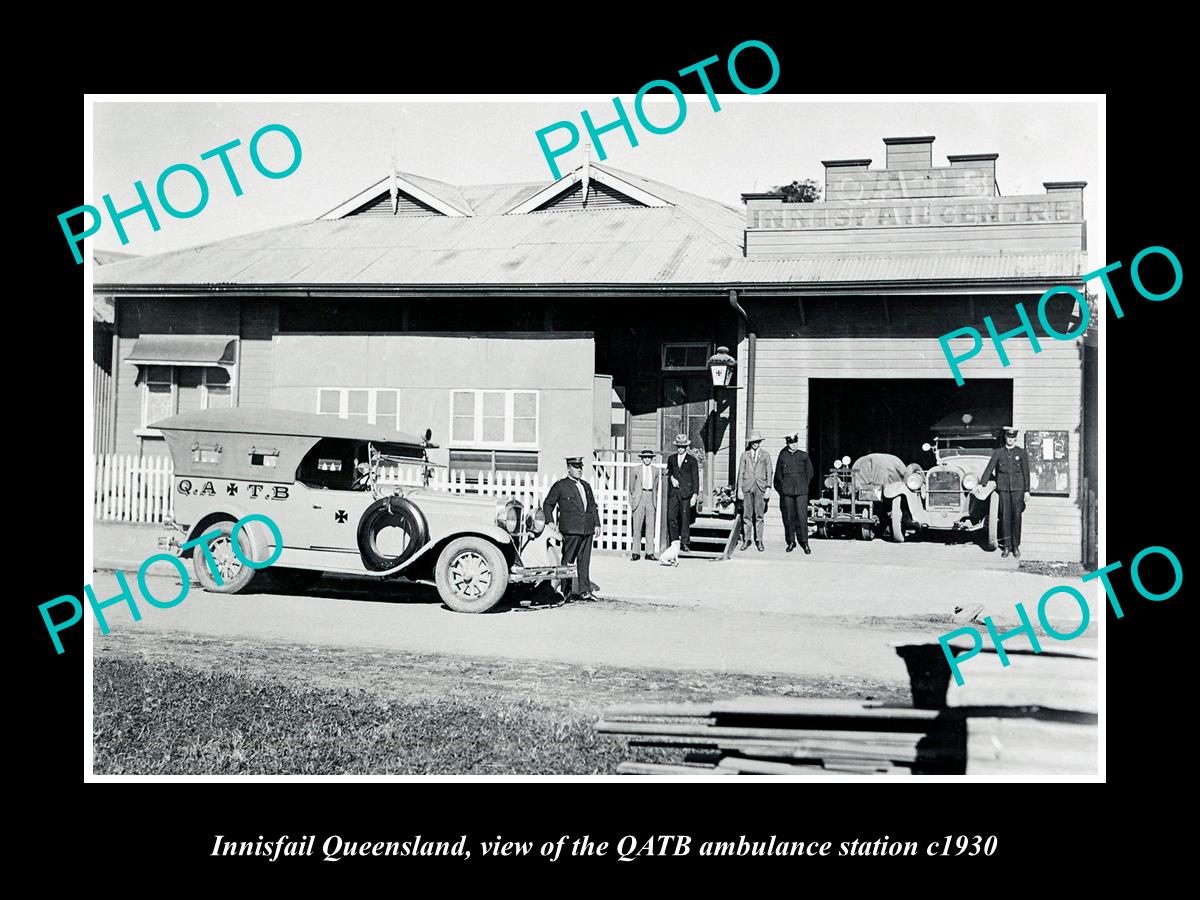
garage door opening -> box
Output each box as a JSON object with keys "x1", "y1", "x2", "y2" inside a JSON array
[{"x1": 808, "y1": 379, "x2": 1013, "y2": 477}]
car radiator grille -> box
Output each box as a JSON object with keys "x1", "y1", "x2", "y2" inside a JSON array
[
  {"x1": 927, "y1": 471, "x2": 962, "y2": 509},
  {"x1": 928, "y1": 471, "x2": 961, "y2": 492}
]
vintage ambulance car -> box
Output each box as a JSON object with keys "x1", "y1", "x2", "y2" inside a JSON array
[
  {"x1": 884, "y1": 409, "x2": 1001, "y2": 551},
  {"x1": 154, "y1": 408, "x2": 573, "y2": 612}
]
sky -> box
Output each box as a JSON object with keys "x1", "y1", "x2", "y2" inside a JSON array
[{"x1": 90, "y1": 98, "x2": 1101, "y2": 260}]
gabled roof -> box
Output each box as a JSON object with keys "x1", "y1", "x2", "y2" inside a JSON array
[
  {"x1": 92, "y1": 164, "x2": 1087, "y2": 292},
  {"x1": 503, "y1": 160, "x2": 671, "y2": 214},
  {"x1": 321, "y1": 171, "x2": 473, "y2": 218}
]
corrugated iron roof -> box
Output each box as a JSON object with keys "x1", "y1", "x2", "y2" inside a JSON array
[{"x1": 94, "y1": 164, "x2": 1088, "y2": 291}]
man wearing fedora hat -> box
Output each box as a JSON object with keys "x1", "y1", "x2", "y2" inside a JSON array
[
  {"x1": 736, "y1": 430, "x2": 773, "y2": 551},
  {"x1": 629, "y1": 449, "x2": 660, "y2": 561},
  {"x1": 982, "y1": 426, "x2": 1030, "y2": 559},
  {"x1": 666, "y1": 433, "x2": 700, "y2": 551}
]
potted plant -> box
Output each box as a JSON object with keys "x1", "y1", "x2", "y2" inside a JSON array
[{"x1": 710, "y1": 484, "x2": 737, "y2": 516}]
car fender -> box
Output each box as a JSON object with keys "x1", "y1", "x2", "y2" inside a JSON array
[
  {"x1": 183, "y1": 508, "x2": 282, "y2": 567},
  {"x1": 374, "y1": 524, "x2": 515, "y2": 577},
  {"x1": 882, "y1": 481, "x2": 906, "y2": 500},
  {"x1": 971, "y1": 482, "x2": 997, "y2": 501},
  {"x1": 887, "y1": 487, "x2": 928, "y2": 526}
]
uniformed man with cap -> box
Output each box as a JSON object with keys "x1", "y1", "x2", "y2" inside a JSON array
[
  {"x1": 773, "y1": 432, "x2": 814, "y2": 554},
  {"x1": 982, "y1": 426, "x2": 1030, "y2": 559},
  {"x1": 736, "y1": 429, "x2": 773, "y2": 551},
  {"x1": 542, "y1": 456, "x2": 601, "y2": 599}
]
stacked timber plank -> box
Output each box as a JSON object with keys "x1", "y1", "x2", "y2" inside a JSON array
[
  {"x1": 897, "y1": 636, "x2": 1098, "y2": 776},
  {"x1": 598, "y1": 697, "x2": 964, "y2": 776},
  {"x1": 602, "y1": 635, "x2": 1098, "y2": 776}
]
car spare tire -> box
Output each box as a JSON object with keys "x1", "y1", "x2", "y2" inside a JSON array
[{"x1": 357, "y1": 496, "x2": 429, "y2": 571}]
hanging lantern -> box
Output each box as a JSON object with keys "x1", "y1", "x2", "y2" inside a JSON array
[{"x1": 707, "y1": 345, "x2": 737, "y2": 388}]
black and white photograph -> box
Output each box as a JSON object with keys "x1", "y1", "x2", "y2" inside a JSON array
[{"x1": 80, "y1": 95, "x2": 1105, "y2": 780}]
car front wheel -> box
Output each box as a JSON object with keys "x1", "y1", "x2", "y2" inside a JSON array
[
  {"x1": 889, "y1": 497, "x2": 906, "y2": 543},
  {"x1": 434, "y1": 537, "x2": 510, "y2": 613},
  {"x1": 983, "y1": 493, "x2": 1000, "y2": 552}
]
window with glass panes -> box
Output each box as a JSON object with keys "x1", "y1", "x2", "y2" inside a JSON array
[
  {"x1": 316, "y1": 388, "x2": 401, "y2": 430},
  {"x1": 448, "y1": 390, "x2": 539, "y2": 449},
  {"x1": 142, "y1": 365, "x2": 176, "y2": 427}
]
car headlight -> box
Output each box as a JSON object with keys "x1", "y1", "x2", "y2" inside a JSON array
[
  {"x1": 495, "y1": 500, "x2": 521, "y2": 534},
  {"x1": 824, "y1": 475, "x2": 837, "y2": 489},
  {"x1": 528, "y1": 508, "x2": 546, "y2": 534},
  {"x1": 905, "y1": 472, "x2": 924, "y2": 491},
  {"x1": 962, "y1": 473, "x2": 979, "y2": 490}
]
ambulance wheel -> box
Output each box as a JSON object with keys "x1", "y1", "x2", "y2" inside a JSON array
[
  {"x1": 983, "y1": 493, "x2": 1000, "y2": 552},
  {"x1": 890, "y1": 497, "x2": 906, "y2": 543},
  {"x1": 435, "y1": 538, "x2": 509, "y2": 613},
  {"x1": 268, "y1": 567, "x2": 323, "y2": 594},
  {"x1": 192, "y1": 521, "x2": 257, "y2": 594},
  {"x1": 859, "y1": 524, "x2": 875, "y2": 541}
]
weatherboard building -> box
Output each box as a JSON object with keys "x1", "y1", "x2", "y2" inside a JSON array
[{"x1": 94, "y1": 135, "x2": 1095, "y2": 562}]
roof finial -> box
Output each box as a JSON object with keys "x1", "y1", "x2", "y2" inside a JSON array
[
  {"x1": 581, "y1": 143, "x2": 592, "y2": 207},
  {"x1": 390, "y1": 127, "x2": 399, "y2": 215}
]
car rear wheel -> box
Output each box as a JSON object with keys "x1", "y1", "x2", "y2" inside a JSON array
[
  {"x1": 982, "y1": 493, "x2": 1000, "y2": 552},
  {"x1": 889, "y1": 497, "x2": 906, "y2": 543},
  {"x1": 859, "y1": 524, "x2": 875, "y2": 541},
  {"x1": 192, "y1": 521, "x2": 258, "y2": 594},
  {"x1": 434, "y1": 537, "x2": 510, "y2": 613}
]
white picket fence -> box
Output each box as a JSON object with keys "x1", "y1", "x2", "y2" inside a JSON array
[{"x1": 91, "y1": 454, "x2": 666, "y2": 553}]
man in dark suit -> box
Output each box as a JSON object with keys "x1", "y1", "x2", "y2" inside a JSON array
[
  {"x1": 982, "y1": 426, "x2": 1030, "y2": 559},
  {"x1": 542, "y1": 456, "x2": 601, "y2": 599},
  {"x1": 773, "y1": 432, "x2": 815, "y2": 554},
  {"x1": 666, "y1": 433, "x2": 700, "y2": 551}
]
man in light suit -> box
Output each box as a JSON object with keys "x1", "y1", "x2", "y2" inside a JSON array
[
  {"x1": 736, "y1": 430, "x2": 773, "y2": 552},
  {"x1": 542, "y1": 456, "x2": 601, "y2": 600},
  {"x1": 628, "y1": 448, "x2": 660, "y2": 561},
  {"x1": 666, "y1": 433, "x2": 700, "y2": 552}
]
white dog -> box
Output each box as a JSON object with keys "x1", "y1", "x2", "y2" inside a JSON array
[{"x1": 658, "y1": 539, "x2": 681, "y2": 566}]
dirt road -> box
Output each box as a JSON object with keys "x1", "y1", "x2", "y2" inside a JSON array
[{"x1": 86, "y1": 565, "x2": 1096, "y2": 690}]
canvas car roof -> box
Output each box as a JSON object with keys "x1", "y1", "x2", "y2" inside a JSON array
[
  {"x1": 929, "y1": 407, "x2": 1009, "y2": 436},
  {"x1": 151, "y1": 408, "x2": 432, "y2": 447}
]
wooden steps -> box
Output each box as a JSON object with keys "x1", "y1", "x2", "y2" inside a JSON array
[{"x1": 680, "y1": 513, "x2": 740, "y2": 560}]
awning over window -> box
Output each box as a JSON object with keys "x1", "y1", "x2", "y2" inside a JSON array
[{"x1": 125, "y1": 335, "x2": 237, "y2": 367}]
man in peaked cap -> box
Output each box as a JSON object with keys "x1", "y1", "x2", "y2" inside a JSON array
[
  {"x1": 666, "y1": 433, "x2": 700, "y2": 551},
  {"x1": 982, "y1": 426, "x2": 1030, "y2": 559},
  {"x1": 628, "y1": 448, "x2": 660, "y2": 561},
  {"x1": 542, "y1": 456, "x2": 601, "y2": 600},
  {"x1": 736, "y1": 429, "x2": 773, "y2": 552},
  {"x1": 773, "y1": 432, "x2": 814, "y2": 554}
]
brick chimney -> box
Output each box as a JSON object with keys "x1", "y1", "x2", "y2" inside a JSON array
[{"x1": 883, "y1": 135, "x2": 935, "y2": 170}]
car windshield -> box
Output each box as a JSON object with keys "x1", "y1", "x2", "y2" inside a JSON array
[
  {"x1": 935, "y1": 437, "x2": 996, "y2": 457},
  {"x1": 298, "y1": 438, "x2": 371, "y2": 490}
]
